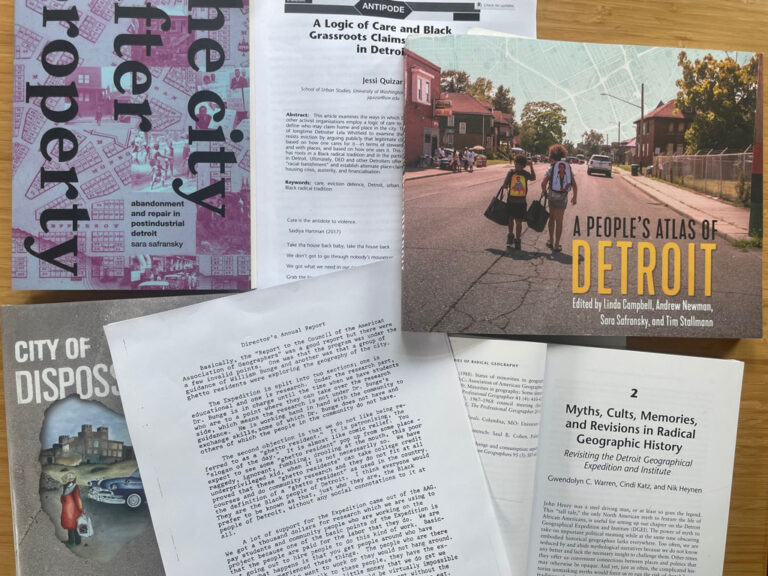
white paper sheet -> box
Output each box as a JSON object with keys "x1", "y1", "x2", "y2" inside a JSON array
[
  {"x1": 251, "y1": 0, "x2": 537, "y2": 288},
  {"x1": 450, "y1": 336, "x2": 547, "y2": 576},
  {"x1": 105, "y1": 261, "x2": 511, "y2": 576},
  {"x1": 527, "y1": 345, "x2": 742, "y2": 576}
]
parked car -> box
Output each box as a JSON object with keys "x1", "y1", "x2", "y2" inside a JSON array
[
  {"x1": 587, "y1": 154, "x2": 612, "y2": 177},
  {"x1": 88, "y1": 469, "x2": 146, "y2": 509},
  {"x1": 439, "y1": 148, "x2": 456, "y2": 170},
  {"x1": 137, "y1": 280, "x2": 169, "y2": 290}
]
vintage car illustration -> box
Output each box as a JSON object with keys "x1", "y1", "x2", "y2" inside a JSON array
[{"x1": 87, "y1": 469, "x2": 146, "y2": 509}]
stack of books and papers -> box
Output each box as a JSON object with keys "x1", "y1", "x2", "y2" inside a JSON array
[{"x1": 2, "y1": 1, "x2": 761, "y2": 575}]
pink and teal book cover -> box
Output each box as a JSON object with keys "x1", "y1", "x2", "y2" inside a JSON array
[{"x1": 12, "y1": 0, "x2": 251, "y2": 290}]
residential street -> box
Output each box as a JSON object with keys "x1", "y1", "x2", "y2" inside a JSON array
[{"x1": 402, "y1": 163, "x2": 761, "y2": 337}]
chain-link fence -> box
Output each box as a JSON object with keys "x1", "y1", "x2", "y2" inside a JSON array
[{"x1": 653, "y1": 149, "x2": 752, "y2": 204}]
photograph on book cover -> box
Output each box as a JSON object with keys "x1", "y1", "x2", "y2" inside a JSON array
[
  {"x1": 402, "y1": 35, "x2": 762, "y2": 337},
  {"x1": 12, "y1": 0, "x2": 251, "y2": 290}
]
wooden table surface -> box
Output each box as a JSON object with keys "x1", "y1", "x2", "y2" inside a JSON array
[{"x1": 0, "y1": 0, "x2": 767, "y2": 575}]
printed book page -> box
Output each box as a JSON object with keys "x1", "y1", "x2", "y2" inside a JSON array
[
  {"x1": 104, "y1": 261, "x2": 512, "y2": 576},
  {"x1": 251, "y1": 0, "x2": 537, "y2": 289},
  {"x1": 528, "y1": 345, "x2": 742, "y2": 576},
  {"x1": 450, "y1": 336, "x2": 547, "y2": 576}
]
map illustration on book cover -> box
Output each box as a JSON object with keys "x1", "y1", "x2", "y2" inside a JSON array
[
  {"x1": 12, "y1": 0, "x2": 250, "y2": 290},
  {"x1": 2, "y1": 295, "x2": 214, "y2": 575},
  {"x1": 402, "y1": 35, "x2": 762, "y2": 337}
]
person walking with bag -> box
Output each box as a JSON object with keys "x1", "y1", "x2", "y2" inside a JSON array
[
  {"x1": 541, "y1": 144, "x2": 577, "y2": 252},
  {"x1": 503, "y1": 154, "x2": 536, "y2": 249}
]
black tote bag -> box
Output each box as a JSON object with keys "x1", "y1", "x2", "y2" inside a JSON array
[
  {"x1": 484, "y1": 186, "x2": 509, "y2": 226},
  {"x1": 526, "y1": 193, "x2": 549, "y2": 232}
]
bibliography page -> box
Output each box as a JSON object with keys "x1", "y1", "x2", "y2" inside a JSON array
[
  {"x1": 105, "y1": 261, "x2": 511, "y2": 576},
  {"x1": 251, "y1": 0, "x2": 536, "y2": 288},
  {"x1": 528, "y1": 346, "x2": 742, "y2": 576},
  {"x1": 450, "y1": 337, "x2": 547, "y2": 576}
]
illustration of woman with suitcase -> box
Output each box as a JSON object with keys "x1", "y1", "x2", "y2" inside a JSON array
[{"x1": 60, "y1": 473, "x2": 84, "y2": 546}]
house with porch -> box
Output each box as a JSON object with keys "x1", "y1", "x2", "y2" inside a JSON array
[{"x1": 436, "y1": 92, "x2": 494, "y2": 152}]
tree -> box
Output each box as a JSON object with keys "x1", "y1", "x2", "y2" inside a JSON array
[
  {"x1": 518, "y1": 101, "x2": 567, "y2": 155},
  {"x1": 467, "y1": 77, "x2": 494, "y2": 101},
  {"x1": 441, "y1": 70, "x2": 470, "y2": 93},
  {"x1": 562, "y1": 139, "x2": 576, "y2": 155},
  {"x1": 675, "y1": 51, "x2": 758, "y2": 152},
  {"x1": 509, "y1": 120, "x2": 522, "y2": 147},
  {"x1": 579, "y1": 130, "x2": 604, "y2": 157},
  {"x1": 492, "y1": 85, "x2": 515, "y2": 116}
]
